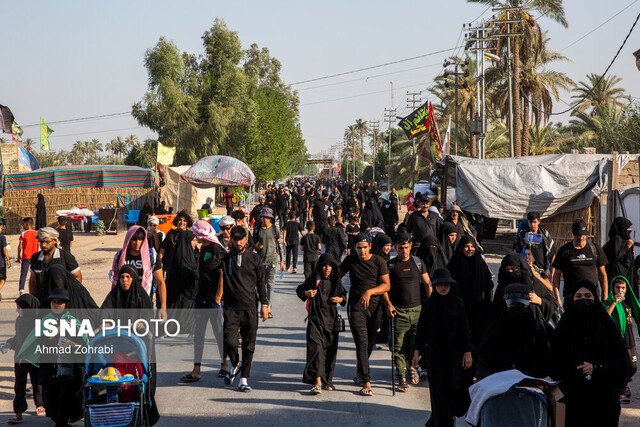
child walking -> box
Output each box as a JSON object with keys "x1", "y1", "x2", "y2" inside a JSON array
[
  {"x1": 17, "y1": 218, "x2": 38, "y2": 296},
  {"x1": 300, "y1": 221, "x2": 322, "y2": 279}
]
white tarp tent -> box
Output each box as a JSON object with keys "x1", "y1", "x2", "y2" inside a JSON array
[
  {"x1": 446, "y1": 153, "x2": 640, "y2": 219},
  {"x1": 160, "y1": 165, "x2": 215, "y2": 214}
]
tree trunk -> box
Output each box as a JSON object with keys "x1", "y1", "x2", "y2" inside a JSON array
[
  {"x1": 522, "y1": 95, "x2": 530, "y2": 156},
  {"x1": 410, "y1": 138, "x2": 416, "y2": 189},
  {"x1": 513, "y1": 37, "x2": 522, "y2": 157},
  {"x1": 470, "y1": 104, "x2": 477, "y2": 158}
]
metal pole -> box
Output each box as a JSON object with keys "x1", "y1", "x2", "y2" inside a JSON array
[
  {"x1": 476, "y1": 28, "x2": 481, "y2": 158},
  {"x1": 481, "y1": 28, "x2": 487, "y2": 159},
  {"x1": 454, "y1": 63, "x2": 459, "y2": 156},
  {"x1": 507, "y1": 11, "x2": 515, "y2": 157}
]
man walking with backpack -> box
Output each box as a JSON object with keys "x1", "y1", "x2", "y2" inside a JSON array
[
  {"x1": 383, "y1": 233, "x2": 431, "y2": 392},
  {"x1": 253, "y1": 207, "x2": 285, "y2": 317}
]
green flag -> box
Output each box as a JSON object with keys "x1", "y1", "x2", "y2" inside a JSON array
[
  {"x1": 11, "y1": 121, "x2": 23, "y2": 143},
  {"x1": 40, "y1": 117, "x2": 53, "y2": 151}
]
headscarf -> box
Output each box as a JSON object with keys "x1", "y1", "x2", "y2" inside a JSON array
[
  {"x1": 138, "y1": 202, "x2": 153, "y2": 226},
  {"x1": 447, "y1": 235, "x2": 492, "y2": 300},
  {"x1": 111, "y1": 225, "x2": 153, "y2": 294},
  {"x1": 166, "y1": 230, "x2": 199, "y2": 305},
  {"x1": 37, "y1": 227, "x2": 59, "y2": 240},
  {"x1": 429, "y1": 205, "x2": 444, "y2": 220},
  {"x1": 603, "y1": 275, "x2": 640, "y2": 337},
  {"x1": 495, "y1": 253, "x2": 534, "y2": 302},
  {"x1": 102, "y1": 264, "x2": 153, "y2": 311},
  {"x1": 608, "y1": 217, "x2": 632, "y2": 240},
  {"x1": 372, "y1": 232, "x2": 393, "y2": 261},
  {"x1": 440, "y1": 221, "x2": 458, "y2": 260},
  {"x1": 43, "y1": 264, "x2": 98, "y2": 325},
  {"x1": 361, "y1": 198, "x2": 384, "y2": 230}
]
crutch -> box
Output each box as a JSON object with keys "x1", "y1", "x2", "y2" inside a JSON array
[{"x1": 390, "y1": 312, "x2": 396, "y2": 396}]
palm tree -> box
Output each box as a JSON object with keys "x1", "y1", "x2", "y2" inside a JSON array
[
  {"x1": 519, "y1": 34, "x2": 574, "y2": 155},
  {"x1": 354, "y1": 119, "x2": 368, "y2": 177},
  {"x1": 469, "y1": 0, "x2": 568, "y2": 156},
  {"x1": 343, "y1": 125, "x2": 361, "y2": 179},
  {"x1": 124, "y1": 134, "x2": 140, "y2": 151},
  {"x1": 571, "y1": 74, "x2": 629, "y2": 116},
  {"x1": 23, "y1": 138, "x2": 36, "y2": 152},
  {"x1": 569, "y1": 104, "x2": 630, "y2": 153},
  {"x1": 110, "y1": 136, "x2": 127, "y2": 160}
]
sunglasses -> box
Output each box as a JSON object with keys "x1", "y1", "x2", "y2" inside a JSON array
[{"x1": 221, "y1": 226, "x2": 233, "y2": 231}]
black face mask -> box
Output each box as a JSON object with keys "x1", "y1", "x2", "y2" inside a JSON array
[
  {"x1": 506, "y1": 305, "x2": 528, "y2": 318},
  {"x1": 505, "y1": 268, "x2": 521, "y2": 282},
  {"x1": 574, "y1": 298, "x2": 596, "y2": 313}
]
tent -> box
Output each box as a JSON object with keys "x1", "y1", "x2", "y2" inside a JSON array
[
  {"x1": 180, "y1": 155, "x2": 255, "y2": 188},
  {"x1": 160, "y1": 166, "x2": 215, "y2": 215}
]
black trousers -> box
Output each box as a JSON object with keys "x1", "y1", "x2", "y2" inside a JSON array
[
  {"x1": 348, "y1": 303, "x2": 383, "y2": 383},
  {"x1": 277, "y1": 209, "x2": 287, "y2": 230},
  {"x1": 303, "y1": 322, "x2": 339, "y2": 385},
  {"x1": 223, "y1": 308, "x2": 258, "y2": 378},
  {"x1": 303, "y1": 259, "x2": 317, "y2": 279},
  {"x1": 314, "y1": 221, "x2": 327, "y2": 241},
  {"x1": 286, "y1": 245, "x2": 299, "y2": 270},
  {"x1": 226, "y1": 206, "x2": 234, "y2": 215},
  {"x1": 14, "y1": 362, "x2": 43, "y2": 414}
]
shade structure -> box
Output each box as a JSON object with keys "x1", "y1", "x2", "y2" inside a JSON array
[{"x1": 180, "y1": 155, "x2": 255, "y2": 188}]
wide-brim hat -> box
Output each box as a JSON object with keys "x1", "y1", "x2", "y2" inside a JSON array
[
  {"x1": 430, "y1": 267, "x2": 458, "y2": 285},
  {"x1": 45, "y1": 287, "x2": 70, "y2": 302},
  {"x1": 260, "y1": 207, "x2": 275, "y2": 219}
]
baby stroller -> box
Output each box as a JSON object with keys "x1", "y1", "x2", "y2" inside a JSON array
[
  {"x1": 479, "y1": 386, "x2": 549, "y2": 427},
  {"x1": 83, "y1": 330, "x2": 153, "y2": 427}
]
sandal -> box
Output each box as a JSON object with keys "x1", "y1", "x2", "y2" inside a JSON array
[
  {"x1": 310, "y1": 385, "x2": 322, "y2": 395},
  {"x1": 36, "y1": 407, "x2": 45, "y2": 416},
  {"x1": 408, "y1": 368, "x2": 420, "y2": 385},
  {"x1": 217, "y1": 369, "x2": 229, "y2": 378},
  {"x1": 238, "y1": 384, "x2": 252, "y2": 392},
  {"x1": 180, "y1": 373, "x2": 200, "y2": 383},
  {"x1": 224, "y1": 364, "x2": 240, "y2": 385},
  {"x1": 397, "y1": 379, "x2": 408, "y2": 392},
  {"x1": 360, "y1": 386, "x2": 373, "y2": 396},
  {"x1": 7, "y1": 417, "x2": 23, "y2": 425},
  {"x1": 322, "y1": 383, "x2": 335, "y2": 391}
]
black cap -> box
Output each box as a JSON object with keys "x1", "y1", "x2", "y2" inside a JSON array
[
  {"x1": 504, "y1": 283, "x2": 530, "y2": 306},
  {"x1": 355, "y1": 232, "x2": 370, "y2": 244},
  {"x1": 431, "y1": 268, "x2": 457, "y2": 285},
  {"x1": 45, "y1": 288, "x2": 70, "y2": 302},
  {"x1": 230, "y1": 226, "x2": 247, "y2": 239},
  {"x1": 571, "y1": 219, "x2": 588, "y2": 236},
  {"x1": 322, "y1": 189, "x2": 329, "y2": 197}
]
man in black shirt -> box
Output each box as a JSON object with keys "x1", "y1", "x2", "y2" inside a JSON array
[
  {"x1": 283, "y1": 211, "x2": 304, "y2": 273},
  {"x1": 300, "y1": 221, "x2": 322, "y2": 279},
  {"x1": 29, "y1": 227, "x2": 82, "y2": 303},
  {"x1": 407, "y1": 196, "x2": 434, "y2": 253},
  {"x1": 339, "y1": 233, "x2": 390, "y2": 396},
  {"x1": 56, "y1": 216, "x2": 74, "y2": 253},
  {"x1": 221, "y1": 226, "x2": 269, "y2": 392},
  {"x1": 322, "y1": 216, "x2": 346, "y2": 262},
  {"x1": 297, "y1": 187, "x2": 309, "y2": 227},
  {"x1": 513, "y1": 211, "x2": 556, "y2": 275},
  {"x1": 250, "y1": 196, "x2": 266, "y2": 229},
  {"x1": 275, "y1": 186, "x2": 290, "y2": 230},
  {"x1": 383, "y1": 233, "x2": 431, "y2": 391},
  {"x1": 552, "y1": 219, "x2": 608, "y2": 303},
  {"x1": 311, "y1": 190, "x2": 333, "y2": 240}
]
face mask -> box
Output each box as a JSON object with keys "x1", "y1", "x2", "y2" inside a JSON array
[
  {"x1": 506, "y1": 305, "x2": 528, "y2": 318},
  {"x1": 505, "y1": 269, "x2": 521, "y2": 281},
  {"x1": 574, "y1": 298, "x2": 595, "y2": 312}
]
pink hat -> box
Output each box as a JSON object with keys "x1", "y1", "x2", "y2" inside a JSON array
[{"x1": 193, "y1": 220, "x2": 224, "y2": 247}]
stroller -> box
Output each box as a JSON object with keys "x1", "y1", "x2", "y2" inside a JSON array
[
  {"x1": 479, "y1": 386, "x2": 549, "y2": 427},
  {"x1": 83, "y1": 330, "x2": 153, "y2": 427}
]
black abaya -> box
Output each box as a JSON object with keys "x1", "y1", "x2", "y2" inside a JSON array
[
  {"x1": 166, "y1": 230, "x2": 198, "y2": 333},
  {"x1": 35, "y1": 193, "x2": 46, "y2": 230},
  {"x1": 414, "y1": 283, "x2": 473, "y2": 427},
  {"x1": 603, "y1": 217, "x2": 638, "y2": 298},
  {"x1": 296, "y1": 253, "x2": 347, "y2": 386},
  {"x1": 551, "y1": 280, "x2": 630, "y2": 427},
  {"x1": 446, "y1": 235, "x2": 493, "y2": 349}
]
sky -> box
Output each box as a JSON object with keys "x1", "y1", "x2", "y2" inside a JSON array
[{"x1": 3, "y1": 0, "x2": 640, "y2": 161}]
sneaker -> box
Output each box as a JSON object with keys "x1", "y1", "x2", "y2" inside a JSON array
[
  {"x1": 238, "y1": 383, "x2": 252, "y2": 392},
  {"x1": 224, "y1": 363, "x2": 240, "y2": 385}
]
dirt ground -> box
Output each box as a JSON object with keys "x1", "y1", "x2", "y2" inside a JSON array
[{"x1": 0, "y1": 221, "x2": 639, "y2": 424}]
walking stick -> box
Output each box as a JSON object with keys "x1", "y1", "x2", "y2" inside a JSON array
[{"x1": 390, "y1": 313, "x2": 396, "y2": 396}]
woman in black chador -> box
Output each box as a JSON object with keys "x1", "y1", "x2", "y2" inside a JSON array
[
  {"x1": 412, "y1": 268, "x2": 473, "y2": 427},
  {"x1": 551, "y1": 279, "x2": 629, "y2": 427},
  {"x1": 296, "y1": 253, "x2": 347, "y2": 394},
  {"x1": 166, "y1": 230, "x2": 199, "y2": 333},
  {"x1": 603, "y1": 217, "x2": 638, "y2": 297},
  {"x1": 446, "y1": 235, "x2": 493, "y2": 349}
]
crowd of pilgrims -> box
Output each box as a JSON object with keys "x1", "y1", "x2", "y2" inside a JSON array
[{"x1": 4, "y1": 177, "x2": 640, "y2": 426}]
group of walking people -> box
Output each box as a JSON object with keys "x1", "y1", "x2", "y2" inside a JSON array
[{"x1": 4, "y1": 178, "x2": 640, "y2": 427}]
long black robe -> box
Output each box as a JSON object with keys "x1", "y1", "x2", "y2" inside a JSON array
[
  {"x1": 42, "y1": 264, "x2": 99, "y2": 324},
  {"x1": 322, "y1": 226, "x2": 346, "y2": 261},
  {"x1": 166, "y1": 230, "x2": 198, "y2": 333},
  {"x1": 101, "y1": 265, "x2": 160, "y2": 425},
  {"x1": 603, "y1": 217, "x2": 638, "y2": 298},
  {"x1": 551, "y1": 281, "x2": 630, "y2": 427},
  {"x1": 35, "y1": 193, "x2": 46, "y2": 230},
  {"x1": 361, "y1": 198, "x2": 384, "y2": 230},
  {"x1": 440, "y1": 222, "x2": 458, "y2": 261},
  {"x1": 296, "y1": 253, "x2": 347, "y2": 386},
  {"x1": 476, "y1": 306, "x2": 551, "y2": 379},
  {"x1": 446, "y1": 235, "x2": 493, "y2": 349},
  {"x1": 137, "y1": 202, "x2": 153, "y2": 227},
  {"x1": 416, "y1": 235, "x2": 448, "y2": 302},
  {"x1": 380, "y1": 200, "x2": 398, "y2": 240},
  {"x1": 414, "y1": 285, "x2": 473, "y2": 427},
  {"x1": 493, "y1": 253, "x2": 557, "y2": 328}
]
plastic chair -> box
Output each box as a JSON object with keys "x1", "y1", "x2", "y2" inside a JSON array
[
  {"x1": 197, "y1": 209, "x2": 209, "y2": 219},
  {"x1": 124, "y1": 210, "x2": 140, "y2": 228}
]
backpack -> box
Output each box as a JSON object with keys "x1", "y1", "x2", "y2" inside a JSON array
[{"x1": 388, "y1": 256, "x2": 424, "y2": 275}]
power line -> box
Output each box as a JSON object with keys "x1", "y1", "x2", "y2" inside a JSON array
[
  {"x1": 289, "y1": 47, "x2": 459, "y2": 86},
  {"x1": 21, "y1": 111, "x2": 131, "y2": 127},
  {"x1": 522, "y1": 10, "x2": 640, "y2": 117},
  {"x1": 300, "y1": 80, "x2": 433, "y2": 107},
  {"x1": 48, "y1": 126, "x2": 148, "y2": 139},
  {"x1": 561, "y1": 0, "x2": 639, "y2": 52}
]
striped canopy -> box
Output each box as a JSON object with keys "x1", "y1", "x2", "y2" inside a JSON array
[
  {"x1": 180, "y1": 156, "x2": 255, "y2": 187},
  {"x1": 4, "y1": 165, "x2": 156, "y2": 191}
]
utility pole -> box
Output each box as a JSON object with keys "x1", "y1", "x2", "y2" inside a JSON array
[
  {"x1": 406, "y1": 91, "x2": 422, "y2": 188},
  {"x1": 369, "y1": 120, "x2": 380, "y2": 182},
  {"x1": 443, "y1": 58, "x2": 468, "y2": 156},
  {"x1": 384, "y1": 108, "x2": 396, "y2": 191}
]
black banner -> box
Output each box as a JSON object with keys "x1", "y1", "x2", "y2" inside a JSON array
[{"x1": 398, "y1": 101, "x2": 430, "y2": 139}]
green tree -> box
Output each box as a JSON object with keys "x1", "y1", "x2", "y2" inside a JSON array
[
  {"x1": 354, "y1": 119, "x2": 369, "y2": 176},
  {"x1": 24, "y1": 138, "x2": 36, "y2": 152},
  {"x1": 124, "y1": 134, "x2": 140, "y2": 151},
  {"x1": 125, "y1": 138, "x2": 158, "y2": 169},
  {"x1": 571, "y1": 73, "x2": 629, "y2": 116}
]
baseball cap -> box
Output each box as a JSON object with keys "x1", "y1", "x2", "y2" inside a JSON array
[
  {"x1": 571, "y1": 219, "x2": 588, "y2": 236},
  {"x1": 230, "y1": 226, "x2": 248, "y2": 239},
  {"x1": 504, "y1": 283, "x2": 530, "y2": 306}
]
